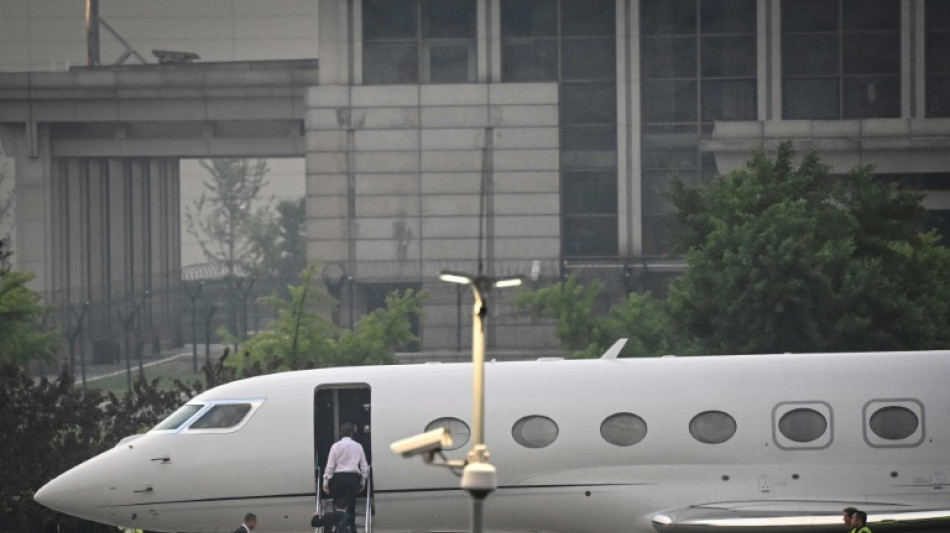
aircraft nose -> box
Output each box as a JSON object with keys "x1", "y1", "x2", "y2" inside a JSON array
[
  {"x1": 34, "y1": 444, "x2": 134, "y2": 523},
  {"x1": 34, "y1": 464, "x2": 103, "y2": 518},
  {"x1": 34, "y1": 478, "x2": 67, "y2": 511}
]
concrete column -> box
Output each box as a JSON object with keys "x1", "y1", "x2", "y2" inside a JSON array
[
  {"x1": 319, "y1": 0, "x2": 354, "y2": 86},
  {"x1": 49, "y1": 156, "x2": 181, "y2": 347},
  {"x1": 618, "y1": 0, "x2": 642, "y2": 256},
  {"x1": 769, "y1": 0, "x2": 782, "y2": 120},
  {"x1": 11, "y1": 123, "x2": 53, "y2": 292}
]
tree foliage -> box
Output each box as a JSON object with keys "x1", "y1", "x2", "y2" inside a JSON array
[
  {"x1": 515, "y1": 275, "x2": 674, "y2": 358},
  {"x1": 0, "y1": 145, "x2": 13, "y2": 236},
  {"x1": 0, "y1": 361, "x2": 209, "y2": 533},
  {"x1": 0, "y1": 239, "x2": 60, "y2": 365},
  {"x1": 666, "y1": 142, "x2": 950, "y2": 354},
  {"x1": 2, "y1": 263, "x2": 426, "y2": 532},
  {"x1": 250, "y1": 198, "x2": 307, "y2": 279},
  {"x1": 185, "y1": 158, "x2": 272, "y2": 277},
  {"x1": 518, "y1": 144, "x2": 950, "y2": 357},
  {"x1": 223, "y1": 262, "x2": 428, "y2": 371}
]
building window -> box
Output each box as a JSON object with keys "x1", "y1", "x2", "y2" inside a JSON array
[
  {"x1": 502, "y1": 0, "x2": 619, "y2": 258},
  {"x1": 363, "y1": 0, "x2": 476, "y2": 84},
  {"x1": 689, "y1": 410, "x2": 737, "y2": 444},
  {"x1": 640, "y1": 0, "x2": 756, "y2": 255},
  {"x1": 600, "y1": 412, "x2": 648, "y2": 446},
  {"x1": 425, "y1": 417, "x2": 470, "y2": 450},
  {"x1": 782, "y1": 0, "x2": 900, "y2": 119},
  {"x1": 512, "y1": 415, "x2": 559, "y2": 448},
  {"x1": 927, "y1": 0, "x2": 950, "y2": 116},
  {"x1": 864, "y1": 399, "x2": 924, "y2": 447},
  {"x1": 501, "y1": 0, "x2": 559, "y2": 81}
]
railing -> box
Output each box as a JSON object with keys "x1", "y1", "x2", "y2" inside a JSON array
[
  {"x1": 314, "y1": 465, "x2": 373, "y2": 533},
  {"x1": 364, "y1": 466, "x2": 373, "y2": 533},
  {"x1": 315, "y1": 466, "x2": 323, "y2": 532}
]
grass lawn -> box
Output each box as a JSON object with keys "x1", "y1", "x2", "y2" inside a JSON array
[{"x1": 85, "y1": 355, "x2": 208, "y2": 394}]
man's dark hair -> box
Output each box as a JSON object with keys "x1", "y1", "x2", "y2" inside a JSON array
[
  {"x1": 340, "y1": 422, "x2": 355, "y2": 437},
  {"x1": 333, "y1": 498, "x2": 348, "y2": 510},
  {"x1": 244, "y1": 513, "x2": 257, "y2": 522},
  {"x1": 843, "y1": 507, "x2": 858, "y2": 517},
  {"x1": 854, "y1": 510, "x2": 868, "y2": 525}
]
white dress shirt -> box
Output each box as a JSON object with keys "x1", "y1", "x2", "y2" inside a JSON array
[{"x1": 324, "y1": 436, "x2": 369, "y2": 483}]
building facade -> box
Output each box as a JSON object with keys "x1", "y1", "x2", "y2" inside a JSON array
[
  {"x1": 2, "y1": 1, "x2": 949, "y2": 354},
  {"x1": 310, "y1": 0, "x2": 950, "y2": 350}
]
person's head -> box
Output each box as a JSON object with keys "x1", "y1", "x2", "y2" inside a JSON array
[
  {"x1": 851, "y1": 510, "x2": 868, "y2": 527},
  {"x1": 333, "y1": 498, "x2": 348, "y2": 511},
  {"x1": 340, "y1": 422, "x2": 355, "y2": 438},
  {"x1": 843, "y1": 507, "x2": 858, "y2": 525},
  {"x1": 244, "y1": 512, "x2": 257, "y2": 530}
]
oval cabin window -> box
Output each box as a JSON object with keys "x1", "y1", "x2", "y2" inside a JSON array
[
  {"x1": 425, "y1": 417, "x2": 470, "y2": 450},
  {"x1": 869, "y1": 405, "x2": 919, "y2": 440},
  {"x1": 601, "y1": 413, "x2": 648, "y2": 446},
  {"x1": 689, "y1": 411, "x2": 737, "y2": 444},
  {"x1": 778, "y1": 408, "x2": 827, "y2": 443},
  {"x1": 512, "y1": 415, "x2": 559, "y2": 449}
]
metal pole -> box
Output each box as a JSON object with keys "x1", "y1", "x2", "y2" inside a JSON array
[
  {"x1": 124, "y1": 323, "x2": 132, "y2": 392},
  {"x1": 185, "y1": 282, "x2": 204, "y2": 373},
  {"x1": 135, "y1": 292, "x2": 150, "y2": 373},
  {"x1": 242, "y1": 276, "x2": 256, "y2": 340},
  {"x1": 67, "y1": 301, "x2": 90, "y2": 380},
  {"x1": 205, "y1": 305, "x2": 217, "y2": 365},
  {"x1": 79, "y1": 319, "x2": 87, "y2": 389},
  {"x1": 472, "y1": 499, "x2": 484, "y2": 533},
  {"x1": 471, "y1": 285, "x2": 486, "y2": 447},
  {"x1": 85, "y1": 0, "x2": 100, "y2": 66}
]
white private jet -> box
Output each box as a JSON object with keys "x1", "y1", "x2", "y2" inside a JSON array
[{"x1": 35, "y1": 342, "x2": 950, "y2": 532}]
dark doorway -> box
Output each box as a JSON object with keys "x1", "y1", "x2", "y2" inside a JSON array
[{"x1": 314, "y1": 385, "x2": 373, "y2": 500}]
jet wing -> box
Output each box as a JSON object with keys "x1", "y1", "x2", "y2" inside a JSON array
[{"x1": 652, "y1": 500, "x2": 950, "y2": 533}]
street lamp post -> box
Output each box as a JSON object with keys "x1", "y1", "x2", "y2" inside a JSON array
[
  {"x1": 439, "y1": 271, "x2": 522, "y2": 533},
  {"x1": 389, "y1": 270, "x2": 521, "y2": 533}
]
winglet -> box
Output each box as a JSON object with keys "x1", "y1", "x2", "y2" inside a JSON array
[{"x1": 601, "y1": 338, "x2": 627, "y2": 359}]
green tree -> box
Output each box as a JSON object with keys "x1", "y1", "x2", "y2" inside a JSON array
[
  {"x1": 0, "y1": 145, "x2": 13, "y2": 238},
  {"x1": 1, "y1": 364, "x2": 111, "y2": 533},
  {"x1": 223, "y1": 262, "x2": 428, "y2": 371},
  {"x1": 1, "y1": 361, "x2": 207, "y2": 533},
  {"x1": 515, "y1": 275, "x2": 674, "y2": 358},
  {"x1": 250, "y1": 197, "x2": 307, "y2": 279},
  {"x1": 0, "y1": 238, "x2": 60, "y2": 365},
  {"x1": 185, "y1": 158, "x2": 272, "y2": 277},
  {"x1": 665, "y1": 142, "x2": 950, "y2": 354}
]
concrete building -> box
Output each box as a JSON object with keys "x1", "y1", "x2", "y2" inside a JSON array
[
  {"x1": 1, "y1": 0, "x2": 949, "y2": 354},
  {"x1": 310, "y1": 0, "x2": 950, "y2": 349}
]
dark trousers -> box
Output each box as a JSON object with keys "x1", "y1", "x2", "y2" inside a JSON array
[{"x1": 329, "y1": 472, "x2": 361, "y2": 531}]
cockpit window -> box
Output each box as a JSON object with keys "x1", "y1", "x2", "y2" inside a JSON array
[
  {"x1": 189, "y1": 403, "x2": 253, "y2": 430},
  {"x1": 153, "y1": 404, "x2": 203, "y2": 431}
]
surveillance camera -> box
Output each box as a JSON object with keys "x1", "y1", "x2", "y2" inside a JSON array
[
  {"x1": 461, "y1": 462, "x2": 497, "y2": 500},
  {"x1": 390, "y1": 428, "x2": 453, "y2": 459}
]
